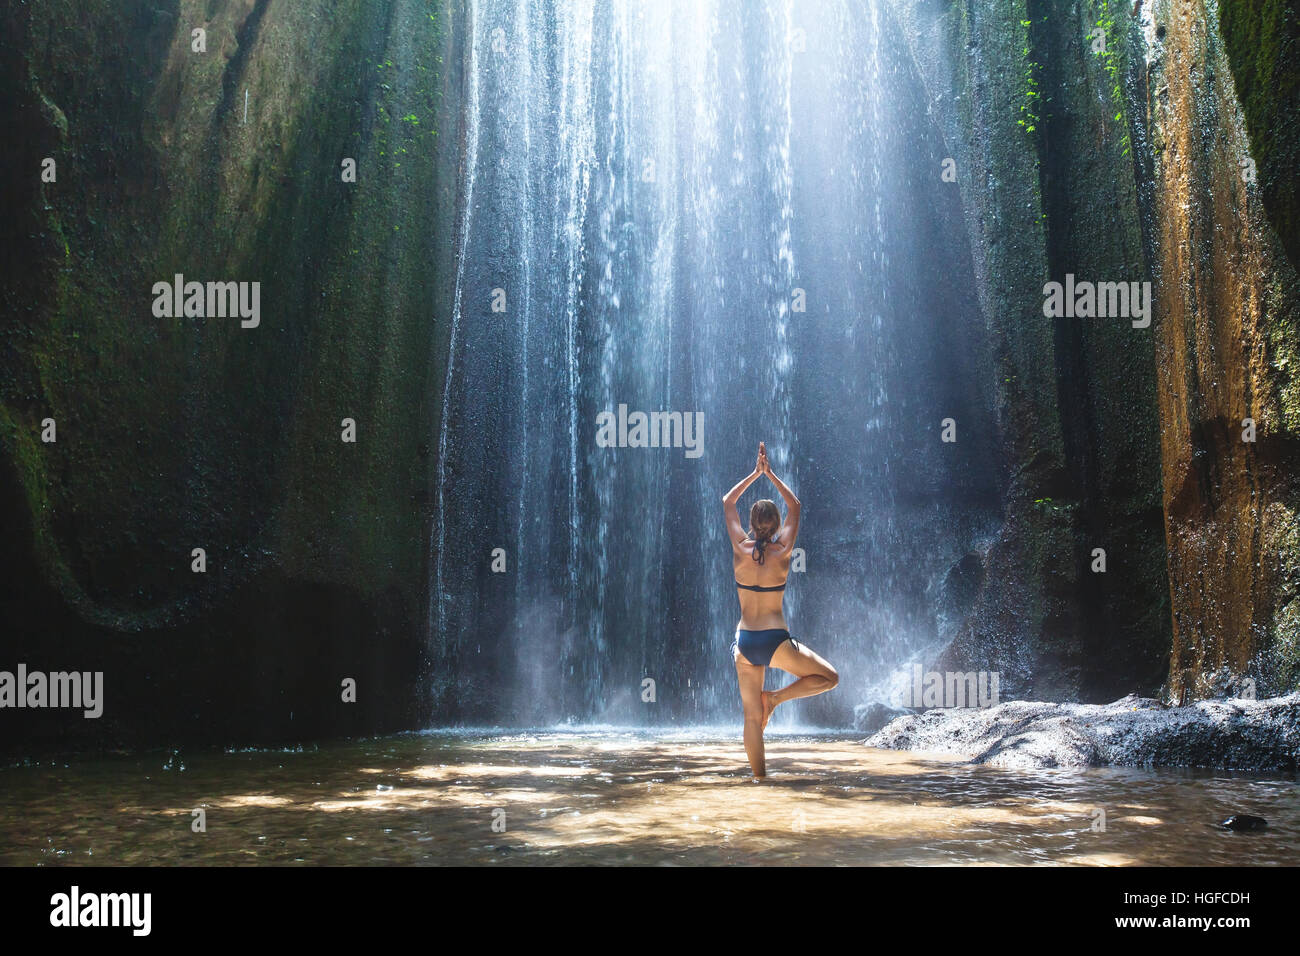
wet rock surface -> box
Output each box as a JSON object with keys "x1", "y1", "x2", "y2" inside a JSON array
[
  {"x1": 866, "y1": 694, "x2": 1300, "y2": 771},
  {"x1": 853, "y1": 702, "x2": 915, "y2": 735},
  {"x1": 0, "y1": 0, "x2": 459, "y2": 755}
]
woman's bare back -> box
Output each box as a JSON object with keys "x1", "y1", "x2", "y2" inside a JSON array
[{"x1": 733, "y1": 539, "x2": 790, "y2": 630}]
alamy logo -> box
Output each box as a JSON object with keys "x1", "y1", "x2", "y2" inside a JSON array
[
  {"x1": 595, "y1": 404, "x2": 704, "y2": 458},
  {"x1": 900, "y1": 664, "x2": 999, "y2": 709},
  {"x1": 1042, "y1": 274, "x2": 1151, "y2": 328},
  {"x1": 50, "y1": 886, "x2": 151, "y2": 936},
  {"x1": 152, "y1": 274, "x2": 261, "y2": 328},
  {"x1": 0, "y1": 664, "x2": 102, "y2": 718}
]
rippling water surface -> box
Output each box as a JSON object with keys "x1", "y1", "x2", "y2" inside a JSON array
[{"x1": 2, "y1": 731, "x2": 1295, "y2": 866}]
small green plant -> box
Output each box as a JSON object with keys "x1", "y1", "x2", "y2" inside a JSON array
[
  {"x1": 1095, "y1": 1, "x2": 1132, "y2": 157},
  {"x1": 1018, "y1": 18, "x2": 1042, "y2": 137}
]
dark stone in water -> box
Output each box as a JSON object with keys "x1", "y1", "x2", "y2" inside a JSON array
[{"x1": 1219, "y1": 814, "x2": 1268, "y2": 831}]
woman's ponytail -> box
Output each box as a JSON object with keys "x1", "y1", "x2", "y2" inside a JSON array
[{"x1": 748, "y1": 499, "x2": 781, "y2": 565}]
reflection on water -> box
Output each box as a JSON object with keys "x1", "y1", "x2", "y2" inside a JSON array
[{"x1": 1, "y1": 731, "x2": 1295, "y2": 866}]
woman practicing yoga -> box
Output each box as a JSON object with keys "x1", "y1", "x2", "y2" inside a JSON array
[{"x1": 722, "y1": 441, "x2": 838, "y2": 779}]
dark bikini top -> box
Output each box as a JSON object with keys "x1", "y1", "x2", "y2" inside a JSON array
[{"x1": 735, "y1": 580, "x2": 786, "y2": 592}]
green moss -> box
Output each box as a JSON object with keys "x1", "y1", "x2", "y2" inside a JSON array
[
  {"x1": 1264, "y1": 502, "x2": 1300, "y2": 692},
  {"x1": 3, "y1": 0, "x2": 449, "y2": 627},
  {"x1": 1092, "y1": 0, "x2": 1132, "y2": 157},
  {"x1": 1218, "y1": 0, "x2": 1300, "y2": 266},
  {"x1": 1263, "y1": 273, "x2": 1300, "y2": 432},
  {"x1": 1017, "y1": 17, "x2": 1042, "y2": 137}
]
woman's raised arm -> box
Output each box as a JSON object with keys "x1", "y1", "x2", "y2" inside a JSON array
[
  {"x1": 722, "y1": 446, "x2": 765, "y2": 547},
  {"x1": 764, "y1": 461, "x2": 801, "y2": 548}
]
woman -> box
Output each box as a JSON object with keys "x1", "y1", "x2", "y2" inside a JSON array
[{"x1": 722, "y1": 441, "x2": 838, "y2": 779}]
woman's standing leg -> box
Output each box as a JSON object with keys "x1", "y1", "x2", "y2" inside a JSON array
[{"x1": 734, "y1": 646, "x2": 767, "y2": 778}]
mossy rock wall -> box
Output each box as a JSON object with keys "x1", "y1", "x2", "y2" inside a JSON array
[
  {"x1": 1142, "y1": 0, "x2": 1300, "y2": 697},
  {"x1": 0, "y1": 0, "x2": 460, "y2": 754},
  {"x1": 893, "y1": 0, "x2": 1300, "y2": 700},
  {"x1": 889, "y1": 0, "x2": 1171, "y2": 700}
]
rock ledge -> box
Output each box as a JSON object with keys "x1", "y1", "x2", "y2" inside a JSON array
[{"x1": 864, "y1": 694, "x2": 1300, "y2": 771}]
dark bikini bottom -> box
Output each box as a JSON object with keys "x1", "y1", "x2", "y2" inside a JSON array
[{"x1": 732, "y1": 628, "x2": 797, "y2": 667}]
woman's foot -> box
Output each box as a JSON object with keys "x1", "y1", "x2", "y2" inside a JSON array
[{"x1": 761, "y1": 691, "x2": 778, "y2": 731}]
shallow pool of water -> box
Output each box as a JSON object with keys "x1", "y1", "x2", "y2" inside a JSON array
[{"x1": 1, "y1": 730, "x2": 1295, "y2": 865}]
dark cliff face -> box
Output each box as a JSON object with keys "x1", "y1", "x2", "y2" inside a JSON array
[
  {"x1": 1145, "y1": 0, "x2": 1300, "y2": 699},
  {"x1": 1219, "y1": 0, "x2": 1300, "y2": 268},
  {"x1": 891, "y1": 0, "x2": 1171, "y2": 702},
  {"x1": 0, "y1": 0, "x2": 460, "y2": 754},
  {"x1": 893, "y1": 0, "x2": 1299, "y2": 703}
]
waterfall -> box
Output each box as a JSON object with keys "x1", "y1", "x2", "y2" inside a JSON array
[
  {"x1": 432, "y1": 0, "x2": 482, "y2": 661},
  {"x1": 430, "y1": 0, "x2": 1002, "y2": 726}
]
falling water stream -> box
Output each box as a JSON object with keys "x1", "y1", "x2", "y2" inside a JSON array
[{"x1": 429, "y1": 0, "x2": 1003, "y2": 727}]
